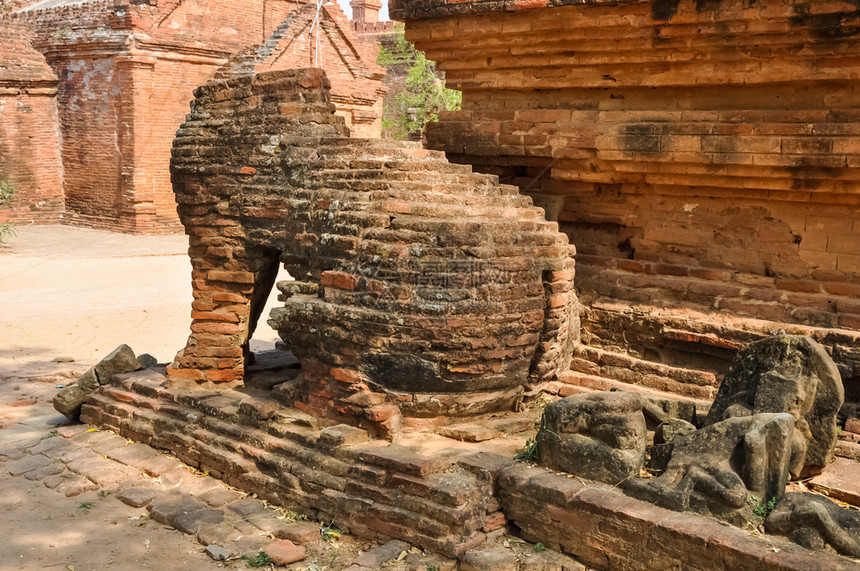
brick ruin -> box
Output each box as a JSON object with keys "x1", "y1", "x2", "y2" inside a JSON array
[
  {"x1": 215, "y1": 3, "x2": 387, "y2": 139},
  {"x1": 0, "y1": 0, "x2": 387, "y2": 232},
  {"x1": 390, "y1": 0, "x2": 860, "y2": 408},
  {"x1": 0, "y1": 21, "x2": 64, "y2": 224},
  {"x1": 166, "y1": 68, "x2": 578, "y2": 437},
  {"x1": 36, "y1": 0, "x2": 860, "y2": 568}
]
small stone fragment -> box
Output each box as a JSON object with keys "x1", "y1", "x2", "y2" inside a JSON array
[
  {"x1": 53, "y1": 386, "x2": 90, "y2": 420},
  {"x1": 351, "y1": 540, "x2": 410, "y2": 568},
  {"x1": 205, "y1": 545, "x2": 232, "y2": 561},
  {"x1": 264, "y1": 540, "x2": 306, "y2": 565},
  {"x1": 654, "y1": 418, "x2": 696, "y2": 445},
  {"x1": 77, "y1": 368, "x2": 99, "y2": 391},
  {"x1": 138, "y1": 353, "x2": 158, "y2": 369}
]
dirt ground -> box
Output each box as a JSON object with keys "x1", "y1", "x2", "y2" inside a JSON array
[{"x1": 0, "y1": 224, "x2": 298, "y2": 571}]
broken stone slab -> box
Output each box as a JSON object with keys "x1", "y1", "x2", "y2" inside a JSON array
[
  {"x1": 264, "y1": 539, "x2": 306, "y2": 565},
  {"x1": 537, "y1": 391, "x2": 646, "y2": 485},
  {"x1": 197, "y1": 487, "x2": 244, "y2": 508},
  {"x1": 0, "y1": 447, "x2": 25, "y2": 461},
  {"x1": 116, "y1": 487, "x2": 158, "y2": 508},
  {"x1": 809, "y1": 457, "x2": 860, "y2": 507},
  {"x1": 628, "y1": 413, "x2": 794, "y2": 524},
  {"x1": 274, "y1": 522, "x2": 320, "y2": 545},
  {"x1": 173, "y1": 509, "x2": 225, "y2": 535},
  {"x1": 24, "y1": 463, "x2": 65, "y2": 481},
  {"x1": 437, "y1": 424, "x2": 502, "y2": 443},
  {"x1": 57, "y1": 476, "x2": 98, "y2": 497},
  {"x1": 459, "y1": 545, "x2": 518, "y2": 571},
  {"x1": 7, "y1": 454, "x2": 51, "y2": 477},
  {"x1": 765, "y1": 492, "x2": 860, "y2": 558},
  {"x1": 148, "y1": 491, "x2": 209, "y2": 527},
  {"x1": 351, "y1": 540, "x2": 410, "y2": 568},
  {"x1": 704, "y1": 335, "x2": 844, "y2": 479}
]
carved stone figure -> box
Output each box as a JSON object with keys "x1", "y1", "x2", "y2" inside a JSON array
[
  {"x1": 765, "y1": 493, "x2": 860, "y2": 558},
  {"x1": 537, "y1": 392, "x2": 646, "y2": 485},
  {"x1": 704, "y1": 335, "x2": 844, "y2": 479},
  {"x1": 627, "y1": 413, "x2": 794, "y2": 524}
]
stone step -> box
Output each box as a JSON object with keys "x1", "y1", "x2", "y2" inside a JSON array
[{"x1": 557, "y1": 370, "x2": 712, "y2": 411}]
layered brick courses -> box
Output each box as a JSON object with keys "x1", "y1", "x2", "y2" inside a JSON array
[
  {"x1": 216, "y1": 3, "x2": 387, "y2": 138},
  {"x1": 391, "y1": 0, "x2": 860, "y2": 401},
  {"x1": 168, "y1": 68, "x2": 578, "y2": 436},
  {"x1": 80, "y1": 366, "x2": 859, "y2": 570},
  {"x1": 1, "y1": 0, "x2": 387, "y2": 233},
  {"x1": 0, "y1": 21, "x2": 63, "y2": 224}
]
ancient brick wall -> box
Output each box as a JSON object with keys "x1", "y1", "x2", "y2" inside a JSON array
[
  {"x1": 216, "y1": 3, "x2": 387, "y2": 138},
  {"x1": 0, "y1": 22, "x2": 63, "y2": 224},
  {"x1": 168, "y1": 68, "x2": 578, "y2": 436},
  {"x1": 392, "y1": 0, "x2": 860, "y2": 401},
  {"x1": 4, "y1": 0, "x2": 317, "y2": 233}
]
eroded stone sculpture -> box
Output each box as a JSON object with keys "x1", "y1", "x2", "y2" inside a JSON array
[
  {"x1": 765, "y1": 493, "x2": 860, "y2": 558},
  {"x1": 537, "y1": 392, "x2": 646, "y2": 485},
  {"x1": 627, "y1": 413, "x2": 794, "y2": 524},
  {"x1": 704, "y1": 335, "x2": 844, "y2": 479}
]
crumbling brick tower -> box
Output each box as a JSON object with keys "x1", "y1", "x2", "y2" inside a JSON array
[
  {"x1": 215, "y1": 2, "x2": 387, "y2": 138},
  {"x1": 392, "y1": 0, "x2": 860, "y2": 405},
  {"x1": 167, "y1": 68, "x2": 579, "y2": 437}
]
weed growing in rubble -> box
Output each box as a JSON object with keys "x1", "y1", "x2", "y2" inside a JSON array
[
  {"x1": 0, "y1": 179, "x2": 16, "y2": 246},
  {"x1": 242, "y1": 551, "x2": 273, "y2": 568},
  {"x1": 515, "y1": 438, "x2": 540, "y2": 463}
]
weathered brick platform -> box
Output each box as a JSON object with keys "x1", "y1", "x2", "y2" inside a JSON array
[{"x1": 81, "y1": 366, "x2": 858, "y2": 570}]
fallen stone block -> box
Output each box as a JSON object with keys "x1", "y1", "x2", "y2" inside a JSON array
[{"x1": 265, "y1": 540, "x2": 306, "y2": 565}]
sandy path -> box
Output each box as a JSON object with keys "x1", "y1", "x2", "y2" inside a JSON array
[{"x1": 0, "y1": 225, "x2": 284, "y2": 381}]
